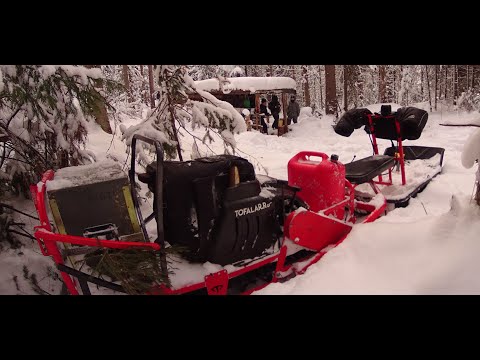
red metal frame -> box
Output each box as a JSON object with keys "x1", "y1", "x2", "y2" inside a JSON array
[
  {"x1": 155, "y1": 252, "x2": 282, "y2": 295},
  {"x1": 367, "y1": 114, "x2": 406, "y2": 186},
  {"x1": 32, "y1": 171, "x2": 161, "y2": 295},
  {"x1": 31, "y1": 169, "x2": 387, "y2": 296}
]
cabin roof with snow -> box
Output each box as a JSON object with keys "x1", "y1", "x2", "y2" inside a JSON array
[{"x1": 193, "y1": 76, "x2": 297, "y2": 94}]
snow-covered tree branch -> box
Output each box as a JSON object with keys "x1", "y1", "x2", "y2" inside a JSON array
[
  {"x1": 0, "y1": 65, "x2": 118, "y2": 196},
  {"x1": 121, "y1": 65, "x2": 246, "y2": 162}
]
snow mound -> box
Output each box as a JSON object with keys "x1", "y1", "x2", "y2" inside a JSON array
[
  {"x1": 410, "y1": 101, "x2": 432, "y2": 112},
  {"x1": 255, "y1": 194, "x2": 480, "y2": 295},
  {"x1": 441, "y1": 112, "x2": 480, "y2": 127},
  {"x1": 299, "y1": 107, "x2": 313, "y2": 120},
  {"x1": 289, "y1": 107, "x2": 327, "y2": 135},
  {"x1": 461, "y1": 128, "x2": 480, "y2": 168}
]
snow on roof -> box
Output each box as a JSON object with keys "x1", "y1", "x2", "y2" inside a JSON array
[
  {"x1": 194, "y1": 77, "x2": 297, "y2": 93},
  {"x1": 46, "y1": 159, "x2": 127, "y2": 191}
]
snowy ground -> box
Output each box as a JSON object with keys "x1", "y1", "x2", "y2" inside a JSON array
[{"x1": 2, "y1": 102, "x2": 480, "y2": 295}]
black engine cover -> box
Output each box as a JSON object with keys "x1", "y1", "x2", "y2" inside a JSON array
[{"x1": 140, "y1": 155, "x2": 282, "y2": 265}]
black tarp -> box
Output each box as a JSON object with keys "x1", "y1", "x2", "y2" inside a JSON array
[
  {"x1": 334, "y1": 106, "x2": 429, "y2": 141},
  {"x1": 395, "y1": 107, "x2": 429, "y2": 140},
  {"x1": 334, "y1": 108, "x2": 372, "y2": 137}
]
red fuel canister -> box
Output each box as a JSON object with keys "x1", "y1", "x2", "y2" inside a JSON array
[{"x1": 287, "y1": 151, "x2": 345, "y2": 219}]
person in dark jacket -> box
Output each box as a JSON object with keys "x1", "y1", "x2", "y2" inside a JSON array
[
  {"x1": 268, "y1": 95, "x2": 281, "y2": 129},
  {"x1": 259, "y1": 98, "x2": 270, "y2": 134},
  {"x1": 287, "y1": 95, "x2": 300, "y2": 125}
]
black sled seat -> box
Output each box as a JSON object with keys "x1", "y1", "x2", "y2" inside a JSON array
[
  {"x1": 383, "y1": 145, "x2": 445, "y2": 207},
  {"x1": 345, "y1": 155, "x2": 395, "y2": 184},
  {"x1": 383, "y1": 145, "x2": 445, "y2": 166}
]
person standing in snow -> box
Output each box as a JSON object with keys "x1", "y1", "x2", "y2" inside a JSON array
[
  {"x1": 268, "y1": 94, "x2": 281, "y2": 129},
  {"x1": 259, "y1": 98, "x2": 270, "y2": 134},
  {"x1": 287, "y1": 95, "x2": 300, "y2": 125}
]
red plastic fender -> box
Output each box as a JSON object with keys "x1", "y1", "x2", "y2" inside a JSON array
[{"x1": 286, "y1": 210, "x2": 352, "y2": 251}]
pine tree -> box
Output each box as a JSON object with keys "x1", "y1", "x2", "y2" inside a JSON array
[{"x1": 0, "y1": 65, "x2": 119, "y2": 196}]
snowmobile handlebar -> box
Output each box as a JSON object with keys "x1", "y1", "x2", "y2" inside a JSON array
[{"x1": 130, "y1": 134, "x2": 165, "y2": 247}]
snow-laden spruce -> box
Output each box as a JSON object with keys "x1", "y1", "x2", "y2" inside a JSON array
[
  {"x1": 121, "y1": 65, "x2": 246, "y2": 162},
  {"x1": 0, "y1": 65, "x2": 114, "y2": 196}
]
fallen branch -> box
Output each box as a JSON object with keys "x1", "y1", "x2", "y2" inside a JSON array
[
  {"x1": 439, "y1": 123, "x2": 480, "y2": 127},
  {"x1": 0, "y1": 203, "x2": 39, "y2": 221},
  {"x1": 8, "y1": 229, "x2": 36, "y2": 241}
]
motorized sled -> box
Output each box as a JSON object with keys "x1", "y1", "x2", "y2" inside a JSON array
[{"x1": 31, "y1": 135, "x2": 392, "y2": 295}]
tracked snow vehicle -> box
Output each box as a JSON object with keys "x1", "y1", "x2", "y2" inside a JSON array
[{"x1": 31, "y1": 105, "x2": 443, "y2": 294}]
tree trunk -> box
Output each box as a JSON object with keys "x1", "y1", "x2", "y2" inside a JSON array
[
  {"x1": 325, "y1": 65, "x2": 337, "y2": 115},
  {"x1": 343, "y1": 65, "x2": 348, "y2": 111},
  {"x1": 122, "y1": 65, "x2": 133, "y2": 102},
  {"x1": 290, "y1": 66, "x2": 299, "y2": 103},
  {"x1": 476, "y1": 171, "x2": 480, "y2": 206},
  {"x1": 472, "y1": 65, "x2": 477, "y2": 89},
  {"x1": 267, "y1": 65, "x2": 273, "y2": 77},
  {"x1": 393, "y1": 66, "x2": 396, "y2": 103},
  {"x1": 303, "y1": 65, "x2": 311, "y2": 107},
  {"x1": 140, "y1": 65, "x2": 148, "y2": 104},
  {"x1": 84, "y1": 65, "x2": 112, "y2": 134},
  {"x1": 244, "y1": 65, "x2": 248, "y2": 76},
  {"x1": 385, "y1": 66, "x2": 394, "y2": 102},
  {"x1": 444, "y1": 65, "x2": 448, "y2": 101},
  {"x1": 378, "y1": 65, "x2": 387, "y2": 103},
  {"x1": 425, "y1": 66, "x2": 432, "y2": 112},
  {"x1": 290, "y1": 66, "x2": 297, "y2": 82},
  {"x1": 420, "y1": 66, "x2": 424, "y2": 100},
  {"x1": 438, "y1": 65, "x2": 442, "y2": 100},
  {"x1": 318, "y1": 65, "x2": 324, "y2": 110},
  {"x1": 148, "y1": 65, "x2": 155, "y2": 109},
  {"x1": 434, "y1": 65, "x2": 438, "y2": 111},
  {"x1": 466, "y1": 65, "x2": 470, "y2": 92},
  {"x1": 453, "y1": 65, "x2": 458, "y2": 104},
  {"x1": 458, "y1": 65, "x2": 466, "y2": 95},
  {"x1": 357, "y1": 65, "x2": 365, "y2": 107}
]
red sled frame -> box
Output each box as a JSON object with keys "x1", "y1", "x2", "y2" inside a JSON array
[
  {"x1": 30, "y1": 136, "x2": 387, "y2": 295},
  {"x1": 367, "y1": 114, "x2": 407, "y2": 185},
  {"x1": 367, "y1": 113, "x2": 406, "y2": 186}
]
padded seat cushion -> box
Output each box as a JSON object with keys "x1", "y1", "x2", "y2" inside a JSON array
[{"x1": 345, "y1": 155, "x2": 395, "y2": 184}]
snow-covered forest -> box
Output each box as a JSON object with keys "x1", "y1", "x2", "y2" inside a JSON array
[{"x1": 1, "y1": 64, "x2": 480, "y2": 295}]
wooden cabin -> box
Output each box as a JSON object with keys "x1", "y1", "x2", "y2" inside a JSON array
[{"x1": 189, "y1": 76, "x2": 297, "y2": 136}]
